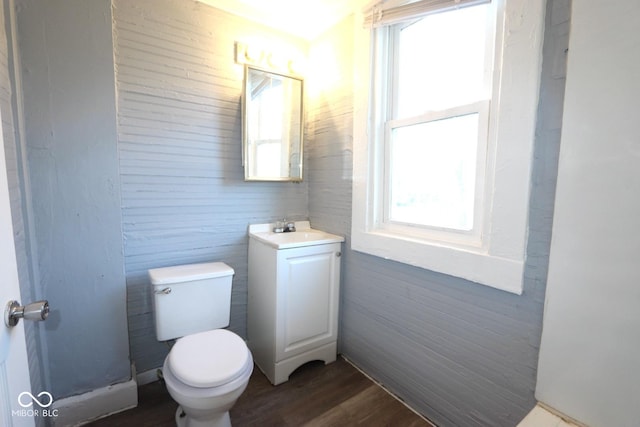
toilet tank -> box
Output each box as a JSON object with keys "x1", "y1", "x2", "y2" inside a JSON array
[{"x1": 149, "y1": 262, "x2": 234, "y2": 341}]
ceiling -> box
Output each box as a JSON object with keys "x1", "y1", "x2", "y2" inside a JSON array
[{"x1": 196, "y1": 0, "x2": 372, "y2": 40}]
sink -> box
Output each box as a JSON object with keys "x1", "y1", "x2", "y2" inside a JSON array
[{"x1": 248, "y1": 221, "x2": 344, "y2": 249}]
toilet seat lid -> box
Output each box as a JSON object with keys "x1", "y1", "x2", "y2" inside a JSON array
[{"x1": 169, "y1": 329, "x2": 250, "y2": 388}]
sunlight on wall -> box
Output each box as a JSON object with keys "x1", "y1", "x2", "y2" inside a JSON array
[{"x1": 307, "y1": 42, "x2": 341, "y2": 100}]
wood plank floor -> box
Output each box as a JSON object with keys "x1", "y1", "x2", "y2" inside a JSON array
[{"x1": 86, "y1": 357, "x2": 434, "y2": 427}]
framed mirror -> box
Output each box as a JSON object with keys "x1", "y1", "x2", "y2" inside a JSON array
[{"x1": 242, "y1": 66, "x2": 304, "y2": 181}]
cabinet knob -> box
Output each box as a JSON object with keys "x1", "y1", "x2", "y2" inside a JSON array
[{"x1": 336, "y1": 252, "x2": 342, "y2": 257}]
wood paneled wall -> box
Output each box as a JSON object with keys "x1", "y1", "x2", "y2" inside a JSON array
[{"x1": 113, "y1": 0, "x2": 309, "y2": 373}]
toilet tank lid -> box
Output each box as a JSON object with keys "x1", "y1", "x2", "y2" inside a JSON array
[{"x1": 148, "y1": 262, "x2": 234, "y2": 285}]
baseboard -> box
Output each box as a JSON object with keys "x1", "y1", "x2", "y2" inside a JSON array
[
  {"x1": 50, "y1": 377, "x2": 137, "y2": 427},
  {"x1": 523, "y1": 403, "x2": 587, "y2": 427},
  {"x1": 136, "y1": 367, "x2": 161, "y2": 386},
  {"x1": 340, "y1": 355, "x2": 434, "y2": 425}
]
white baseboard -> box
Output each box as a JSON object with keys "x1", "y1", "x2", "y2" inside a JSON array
[
  {"x1": 518, "y1": 404, "x2": 585, "y2": 427},
  {"x1": 50, "y1": 377, "x2": 137, "y2": 427},
  {"x1": 340, "y1": 355, "x2": 432, "y2": 425},
  {"x1": 136, "y1": 367, "x2": 161, "y2": 386}
]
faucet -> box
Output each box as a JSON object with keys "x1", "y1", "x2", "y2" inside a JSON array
[
  {"x1": 273, "y1": 221, "x2": 285, "y2": 233},
  {"x1": 273, "y1": 219, "x2": 296, "y2": 233}
]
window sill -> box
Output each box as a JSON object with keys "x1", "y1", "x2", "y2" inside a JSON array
[{"x1": 351, "y1": 229, "x2": 524, "y2": 295}]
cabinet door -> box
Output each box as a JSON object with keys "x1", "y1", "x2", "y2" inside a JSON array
[{"x1": 276, "y1": 243, "x2": 340, "y2": 361}]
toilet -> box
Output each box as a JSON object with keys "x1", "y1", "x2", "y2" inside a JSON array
[{"x1": 149, "y1": 262, "x2": 253, "y2": 427}]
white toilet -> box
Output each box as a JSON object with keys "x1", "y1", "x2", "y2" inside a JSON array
[{"x1": 149, "y1": 262, "x2": 253, "y2": 427}]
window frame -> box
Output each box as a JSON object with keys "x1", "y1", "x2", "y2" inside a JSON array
[
  {"x1": 383, "y1": 101, "x2": 491, "y2": 247},
  {"x1": 351, "y1": 0, "x2": 546, "y2": 294}
]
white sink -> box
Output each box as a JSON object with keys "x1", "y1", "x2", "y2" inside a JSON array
[{"x1": 248, "y1": 221, "x2": 344, "y2": 249}]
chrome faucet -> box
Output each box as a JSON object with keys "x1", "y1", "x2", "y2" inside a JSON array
[
  {"x1": 273, "y1": 219, "x2": 296, "y2": 233},
  {"x1": 273, "y1": 220, "x2": 285, "y2": 233}
]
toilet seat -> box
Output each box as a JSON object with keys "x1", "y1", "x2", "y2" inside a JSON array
[{"x1": 168, "y1": 329, "x2": 250, "y2": 388}]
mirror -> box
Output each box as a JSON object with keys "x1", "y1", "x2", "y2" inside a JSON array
[{"x1": 242, "y1": 66, "x2": 304, "y2": 181}]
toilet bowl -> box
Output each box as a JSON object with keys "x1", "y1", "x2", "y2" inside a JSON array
[
  {"x1": 149, "y1": 262, "x2": 253, "y2": 427},
  {"x1": 162, "y1": 329, "x2": 253, "y2": 427}
]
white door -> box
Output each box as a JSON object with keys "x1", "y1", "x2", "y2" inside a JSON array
[{"x1": 0, "y1": 114, "x2": 34, "y2": 426}]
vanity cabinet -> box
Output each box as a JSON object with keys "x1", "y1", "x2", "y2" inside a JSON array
[{"x1": 247, "y1": 223, "x2": 343, "y2": 385}]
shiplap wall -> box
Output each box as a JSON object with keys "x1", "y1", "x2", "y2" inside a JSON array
[
  {"x1": 307, "y1": 1, "x2": 570, "y2": 425},
  {"x1": 113, "y1": 0, "x2": 570, "y2": 423},
  {"x1": 0, "y1": 0, "x2": 45, "y2": 417},
  {"x1": 113, "y1": 0, "x2": 309, "y2": 373}
]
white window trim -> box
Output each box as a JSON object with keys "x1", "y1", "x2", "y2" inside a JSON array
[
  {"x1": 382, "y1": 101, "x2": 490, "y2": 247},
  {"x1": 352, "y1": 0, "x2": 546, "y2": 294}
]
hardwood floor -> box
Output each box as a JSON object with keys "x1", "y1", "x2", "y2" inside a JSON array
[{"x1": 86, "y1": 357, "x2": 433, "y2": 427}]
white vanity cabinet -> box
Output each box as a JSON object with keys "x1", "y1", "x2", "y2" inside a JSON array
[{"x1": 247, "y1": 222, "x2": 343, "y2": 385}]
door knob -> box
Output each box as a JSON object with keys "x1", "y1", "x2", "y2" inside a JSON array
[{"x1": 4, "y1": 300, "x2": 49, "y2": 327}]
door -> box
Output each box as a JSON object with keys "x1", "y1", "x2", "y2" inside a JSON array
[{"x1": 0, "y1": 113, "x2": 34, "y2": 426}]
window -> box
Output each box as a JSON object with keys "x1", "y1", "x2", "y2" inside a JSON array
[
  {"x1": 384, "y1": 3, "x2": 493, "y2": 245},
  {"x1": 352, "y1": 0, "x2": 546, "y2": 294}
]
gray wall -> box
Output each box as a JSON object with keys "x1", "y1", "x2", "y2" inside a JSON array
[
  {"x1": 536, "y1": 2, "x2": 640, "y2": 426},
  {"x1": 308, "y1": 1, "x2": 570, "y2": 426},
  {"x1": 16, "y1": 0, "x2": 130, "y2": 399},
  {"x1": 112, "y1": 0, "x2": 309, "y2": 373}
]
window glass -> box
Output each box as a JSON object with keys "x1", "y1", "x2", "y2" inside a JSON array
[
  {"x1": 396, "y1": 4, "x2": 490, "y2": 116},
  {"x1": 389, "y1": 113, "x2": 479, "y2": 231},
  {"x1": 388, "y1": 4, "x2": 490, "y2": 233}
]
